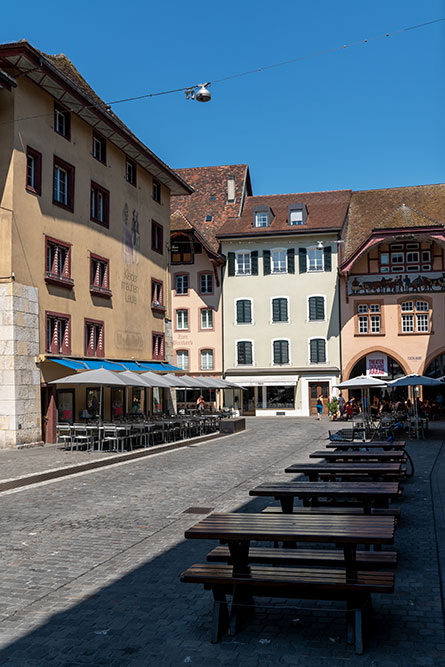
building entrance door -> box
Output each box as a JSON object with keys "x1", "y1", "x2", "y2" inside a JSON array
[
  {"x1": 243, "y1": 387, "x2": 256, "y2": 416},
  {"x1": 309, "y1": 382, "x2": 329, "y2": 416}
]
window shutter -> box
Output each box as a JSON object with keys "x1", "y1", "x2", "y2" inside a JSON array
[
  {"x1": 263, "y1": 250, "x2": 271, "y2": 275},
  {"x1": 309, "y1": 297, "x2": 316, "y2": 321},
  {"x1": 245, "y1": 300, "x2": 251, "y2": 323},
  {"x1": 228, "y1": 252, "x2": 235, "y2": 276},
  {"x1": 236, "y1": 300, "x2": 243, "y2": 323},
  {"x1": 299, "y1": 248, "x2": 307, "y2": 273},
  {"x1": 317, "y1": 297, "x2": 325, "y2": 320},
  {"x1": 246, "y1": 342, "x2": 252, "y2": 364},
  {"x1": 310, "y1": 339, "x2": 317, "y2": 362},
  {"x1": 281, "y1": 299, "x2": 288, "y2": 322},
  {"x1": 272, "y1": 299, "x2": 280, "y2": 322},
  {"x1": 282, "y1": 341, "x2": 289, "y2": 364},
  {"x1": 318, "y1": 339, "x2": 326, "y2": 362},
  {"x1": 323, "y1": 246, "x2": 332, "y2": 271},
  {"x1": 251, "y1": 251, "x2": 258, "y2": 275},
  {"x1": 287, "y1": 248, "x2": 295, "y2": 274},
  {"x1": 273, "y1": 340, "x2": 280, "y2": 363}
]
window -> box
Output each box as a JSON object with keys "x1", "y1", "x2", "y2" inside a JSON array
[
  {"x1": 289, "y1": 209, "x2": 303, "y2": 225},
  {"x1": 90, "y1": 255, "x2": 111, "y2": 296},
  {"x1": 380, "y1": 242, "x2": 432, "y2": 272},
  {"x1": 266, "y1": 386, "x2": 294, "y2": 408},
  {"x1": 209, "y1": 194, "x2": 216, "y2": 201},
  {"x1": 177, "y1": 350, "x2": 189, "y2": 371},
  {"x1": 92, "y1": 132, "x2": 106, "y2": 164},
  {"x1": 272, "y1": 297, "x2": 288, "y2": 323},
  {"x1": 273, "y1": 340, "x2": 289, "y2": 365},
  {"x1": 54, "y1": 102, "x2": 70, "y2": 139},
  {"x1": 175, "y1": 274, "x2": 189, "y2": 295},
  {"x1": 308, "y1": 296, "x2": 325, "y2": 321},
  {"x1": 85, "y1": 319, "x2": 104, "y2": 357},
  {"x1": 171, "y1": 235, "x2": 193, "y2": 264},
  {"x1": 307, "y1": 247, "x2": 324, "y2": 272},
  {"x1": 205, "y1": 215, "x2": 213, "y2": 222},
  {"x1": 309, "y1": 338, "x2": 326, "y2": 363},
  {"x1": 201, "y1": 308, "x2": 213, "y2": 329},
  {"x1": 356, "y1": 304, "x2": 381, "y2": 335},
  {"x1": 271, "y1": 249, "x2": 287, "y2": 274},
  {"x1": 152, "y1": 221, "x2": 163, "y2": 254},
  {"x1": 26, "y1": 147, "x2": 42, "y2": 195},
  {"x1": 199, "y1": 273, "x2": 213, "y2": 294},
  {"x1": 151, "y1": 279, "x2": 164, "y2": 309},
  {"x1": 91, "y1": 182, "x2": 109, "y2": 226},
  {"x1": 176, "y1": 309, "x2": 189, "y2": 330},
  {"x1": 46, "y1": 312, "x2": 71, "y2": 354},
  {"x1": 53, "y1": 157, "x2": 74, "y2": 211},
  {"x1": 236, "y1": 299, "x2": 252, "y2": 324},
  {"x1": 237, "y1": 341, "x2": 253, "y2": 365},
  {"x1": 201, "y1": 349, "x2": 214, "y2": 370},
  {"x1": 400, "y1": 301, "x2": 430, "y2": 334},
  {"x1": 254, "y1": 212, "x2": 269, "y2": 227},
  {"x1": 152, "y1": 332, "x2": 165, "y2": 360},
  {"x1": 152, "y1": 178, "x2": 161, "y2": 203},
  {"x1": 235, "y1": 252, "x2": 251, "y2": 275},
  {"x1": 45, "y1": 237, "x2": 73, "y2": 286},
  {"x1": 126, "y1": 158, "x2": 136, "y2": 186}
]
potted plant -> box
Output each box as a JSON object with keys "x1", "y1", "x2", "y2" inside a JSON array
[{"x1": 328, "y1": 396, "x2": 339, "y2": 421}]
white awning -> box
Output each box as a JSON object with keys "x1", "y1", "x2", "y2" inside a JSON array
[{"x1": 228, "y1": 375, "x2": 299, "y2": 387}]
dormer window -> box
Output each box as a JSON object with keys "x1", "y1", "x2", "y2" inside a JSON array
[
  {"x1": 205, "y1": 215, "x2": 213, "y2": 222},
  {"x1": 255, "y1": 212, "x2": 268, "y2": 227},
  {"x1": 288, "y1": 204, "x2": 307, "y2": 225}
]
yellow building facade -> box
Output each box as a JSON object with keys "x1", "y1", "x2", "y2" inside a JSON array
[{"x1": 0, "y1": 41, "x2": 191, "y2": 447}]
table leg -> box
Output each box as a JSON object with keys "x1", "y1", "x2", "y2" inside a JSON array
[
  {"x1": 227, "y1": 540, "x2": 250, "y2": 575},
  {"x1": 343, "y1": 544, "x2": 357, "y2": 575},
  {"x1": 279, "y1": 497, "x2": 294, "y2": 514}
]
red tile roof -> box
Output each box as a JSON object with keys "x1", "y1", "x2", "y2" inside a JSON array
[
  {"x1": 217, "y1": 190, "x2": 351, "y2": 238},
  {"x1": 342, "y1": 183, "x2": 445, "y2": 264},
  {"x1": 172, "y1": 165, "x2": 251, "y2": 253}
]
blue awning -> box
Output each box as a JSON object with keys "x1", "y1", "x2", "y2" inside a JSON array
[{"x1": 46, "y1": 358, "x2": 181, "y2": 373}]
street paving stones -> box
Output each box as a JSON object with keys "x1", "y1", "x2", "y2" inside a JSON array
[{"x1": 0, "y1": 417, "x2": 443, "y2": 666}]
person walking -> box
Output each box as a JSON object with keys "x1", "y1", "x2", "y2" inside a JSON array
[{"x1": 316, "y1": 393, "x2": 324, "y2": 420}]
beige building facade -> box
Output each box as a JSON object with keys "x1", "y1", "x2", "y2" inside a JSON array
[
  {"x1": 0, "y1": 41, "x2": 191, "y2": 447},
  {"x1": 218, "y1": 190, "x2": 350, "y2": 416}
]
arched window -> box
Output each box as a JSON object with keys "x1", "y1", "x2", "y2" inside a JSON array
[{"x1": 424, "y1": 353, "x2": 445, "y2": 379}]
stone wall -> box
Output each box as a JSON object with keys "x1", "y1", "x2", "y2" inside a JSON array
[{"x1": 0, "y1": 281, "x2": 41, "y2": 448}]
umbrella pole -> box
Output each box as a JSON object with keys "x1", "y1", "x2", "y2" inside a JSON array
[{"x1": 99, "y1": 385, "x2": 103, "y2": 450}]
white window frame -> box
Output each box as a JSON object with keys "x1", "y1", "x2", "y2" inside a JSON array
[
  {"x1": 307, "y1": 294, "x2": 326, "y2": 322},
  {"x1": 235, "y1": 250, "x2": 252, "y2": 276},
  {"x1": 200, "y1": 349, "x2": 214, "y2": 371},
  {"x1": 254, "y1": 212, "x2": 269, "y2": 227},
  {"x1": 235, "y1": 339, "x2": 254, "y2": 367},
  {"x1": 54, "y1": 107, "x2": 66, "y2": 135},
  {"x1": 308, "y1": 336, "x2": 328, "y2": 365},
  {"x1": 176, "y1": 309, "x2": 189, "y2": 330},
  {"x1": 307, "y1": 247, "x2": 324, "y2": 272},
  {"x1": 271, "y1": 338, "x2": 291, "y2": 366},
  {"x1": 201, "y1": 308, "x2": 213, "y2": 329},
  {"x1": 200, "y1": 273, "x2": 213, "y2": 294},
  {"x1": 235, "y1": 298, "x2": 254, "y2": 325},
  {"x1": 289, "y1": 209, "x2": 303, "y2": 225},
  {"x1": 271, "y1": 248, "x2": 288, "y2": 274},
  {"x1": 175, "y1": 274, "x2": 189, "y2": 295},
  {"x1": 54, "y1": 165, "x2": 68, "y2": 205},
  {"x1": 270, "y1": 296, "x2": 290, "y2": 324},
  {"x1": 176, "y1": 350, "x2": 189, "y2": 371}
]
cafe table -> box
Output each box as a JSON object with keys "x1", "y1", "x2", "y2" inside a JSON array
[
  {"x1": 249, "y1": 481, "x2": 401, "y2": 515},
  {"x1": 184, "y1": 512, "x2": 396, "y2": 575},
  {"x1": 284, "y1": 462, "x2": 402, "y2": 482},
  {"x1": 310, "y1": 450, "x2": 406, "y2": 463},
  {"x1": 325, "y1": 441, "x2": 406, "y2": 451}
]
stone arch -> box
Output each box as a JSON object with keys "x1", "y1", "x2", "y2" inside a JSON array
[
  {"x1": 422, "y1": 347, "x2": 445, "y2": 377},
  {"x1": 342, "y1": 346, "x2": 409, "y2": 381}
]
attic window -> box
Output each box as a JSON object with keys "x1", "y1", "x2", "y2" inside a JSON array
[
  {"x1": 255, "y1": 212, "x2": 269, "y2": 228},
  {"x1": 288, "y1": 204, "x2": 307, "y2": 226},
  {"x1": 205, "y1": 215, "x2": 213, "y2": 222},
  {"x1": 209, "y1": 195, "x2": 216, "y2": 201},
  {"x1": 289, "y1": 209, "x2": 304, "y2": 225}
]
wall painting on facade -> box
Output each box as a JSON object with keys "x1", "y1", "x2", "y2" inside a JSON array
[{"x1": 349, "y1": 272, "x2": 445, "y2": 296}]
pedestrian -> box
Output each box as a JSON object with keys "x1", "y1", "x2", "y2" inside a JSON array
[
  {"x1": 316, "y1": 393, "x2": 324, "y2": 420},
  {"x1": 197, "y1": 395, "x2": 206, "y2": 412}
]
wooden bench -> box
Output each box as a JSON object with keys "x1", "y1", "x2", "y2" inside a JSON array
[
  {"x1": 261, "y1": 505, "x2": 401, "y2": 518},
  {"x1": 207, "y1": 544, "x2": 398, "y2": 569},
  {"x1": 180, "y1": 562, "x2": 395, "y2": 653}
]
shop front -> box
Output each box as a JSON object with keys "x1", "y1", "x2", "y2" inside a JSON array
[{"x1": 227, "y1": 375, "x2": 299, "y2": 416}]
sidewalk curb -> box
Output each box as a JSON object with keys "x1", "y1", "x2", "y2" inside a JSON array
[
  {"x1": 430, "y1": 438, "x2": 445, "y2": 634},
  {"x1": 0, "y1": 431, "x2": 228, "y2": 493}
]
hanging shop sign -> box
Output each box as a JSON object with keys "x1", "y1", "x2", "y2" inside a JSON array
[{"x1": 366, "y1": 353, "x2": 388, "y2": 377}]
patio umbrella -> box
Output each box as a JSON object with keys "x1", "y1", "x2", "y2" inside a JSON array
[
  {"x1": 177, "y1": 375, "x2": 205, "y2": 388},
  {"x1": 387, "y1": 374, "x2": 443, "y2": 428},
  {"x1": 335, "y1": 375, "x2": 387, "y2": 423},
  {"x1": 119, "y1": 370, "x2": 152, "y2": 387},
  {"x1": 160, "y1": 373, "x2": 193, "y2": 388},
  {"x1": 138, "y1": 371, "x2": 176, "y2": 388}
]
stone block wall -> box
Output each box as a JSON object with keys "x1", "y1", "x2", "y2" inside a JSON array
[{"x1": 0, "y1": 281, "x2": 41, "y2": 448}]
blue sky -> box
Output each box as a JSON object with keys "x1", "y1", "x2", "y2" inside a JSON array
[{"x1": 2, "y1": 1, "x2": 444, "y2": 195}]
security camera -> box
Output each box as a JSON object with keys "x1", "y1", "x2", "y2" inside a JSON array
[{"x1": 196, "y1": 83, "x2": 211, "y2": 102}]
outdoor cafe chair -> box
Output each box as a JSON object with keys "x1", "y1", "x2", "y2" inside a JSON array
[{"x1": 56, "y1": 424, "x2": 72, "y2": 450}]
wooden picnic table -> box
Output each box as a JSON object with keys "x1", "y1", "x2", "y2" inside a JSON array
[
  {"x1": 284, "y1": 462, "x2": 402, "y2": 482},
  {"x1": 310, "y1": 450, "x2": 406, "y2": 463},
  {"x1": 184, "y1": 512, "x2": 396, "y2": 575},
  {"x1": 326, "y1": 441, "x2": 406, "y2": 451},
  {"x1": 249, "y1": 480, "x2": 401, "y2": 514}
]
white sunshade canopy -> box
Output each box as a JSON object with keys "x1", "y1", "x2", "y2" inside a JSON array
[
  {"x1": 335, "y1": 375, "x2": 388, "y2": 389},
  {"x1": 49, "y1": 368, "x2": 131, "y2": 386},
  {"x1": 160, "y1": 373, "x2": 193, "y2": 388},
  {"x1": 228, "y1": 375, "x2": 299, "y2": 387},
  {"x1": 387, "y1": 374, "x2": 443, "y2": 388},
  {"x1": 138, "y1": 371, "x2": 176, "y2": 388},
  {"x1": 118, "y1": 370, "x2": 153, "y2": 387},
  {"x1": 177, "y1": 375, "x2": 205, "y2": 388}
]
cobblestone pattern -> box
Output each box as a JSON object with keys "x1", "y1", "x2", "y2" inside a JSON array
[{"x1": 0, "y1": 417, "x2": 443, "y2": 666}]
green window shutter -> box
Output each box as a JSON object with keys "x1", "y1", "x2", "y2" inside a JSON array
[
  {"x1": 272, "y1": 298, "x2": 287, "y2": 322},
  {"x1": 246, "y1": 342, "x2": 252, "y2": 364},
  {"x1": 281, "y1": 299, "x2": 288, "y2": 321},
  {"x1": 287, "y1": 248, "x2": 295, "y2": 274},
  {"x1": 251, "y1": 251, "x2": 258, "y2": 275},
  {"x1": 282, "y1": 340, "x2": 289, "y2": 364},
  {"x1": 236, "y1": 300, "x2": 244, "y2": 323},
  {"x1": 274, "y1": 340, "x2": 289, "y2": 364},
  {"x1": 309, "y1": 297, "x2": 317, "y2": 321},
  {"x1": 263, "y1": 250, "x2": 271, "y2": 275},
  {"x1": 323, "y1": 246, "x2": 332, "y2": 272},
  {"x1": 273, "y1": 340, "x2": 281, "y2": 364},
  {"x1": 245, "y1": 300, "x2": 252, "y2": 323},
  {"x1": 310, "y1": 339, "x2": 318, "y2": 362},
  {"x1": 237, "y1": 300, "x2": 252, "y2": 324},
  {"x1": 299, "y1": 248, "x2": 307, "y2": 273},
  {"x1": 316, "y1": 297, "x2": 325, "y2": 320},
  {"x1": 228, "y1": 252, "x2": 235, "y2": 276},
  {"x1": 310, "y1": 338, "x2": 326, "y2": 363}
]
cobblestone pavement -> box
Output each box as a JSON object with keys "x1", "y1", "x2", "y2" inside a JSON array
[{"x1": 0, "y1": 417, "x2": 443, "y2": 666}]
